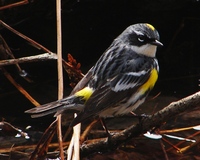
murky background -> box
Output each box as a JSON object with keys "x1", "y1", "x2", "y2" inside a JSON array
[{"x1": 0, "y1": 0, "x2": 200, "y2": 159}]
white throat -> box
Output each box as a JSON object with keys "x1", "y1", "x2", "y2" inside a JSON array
[{"x1": 131, "y1": 44, "x2": 157, "y2": 57}]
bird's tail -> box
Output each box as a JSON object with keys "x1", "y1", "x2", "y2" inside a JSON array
[{"x1": 25, "y1": 95, "x2": 84, "y2": 118}]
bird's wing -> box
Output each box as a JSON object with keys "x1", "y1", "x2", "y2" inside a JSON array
[
  {"x1": 70, "y1": 67, "x2": 93, "y2": 95},
  {"x1": 71, "y1": 68, "x2": 152, "y2": 126}
]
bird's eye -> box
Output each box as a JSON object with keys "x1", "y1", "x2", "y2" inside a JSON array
[{"x1": 138, "y1": 35, "x2": 145, "y2": 42}]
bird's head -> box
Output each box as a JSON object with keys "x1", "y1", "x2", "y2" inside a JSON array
[{"x1": 118, "y1": 23, "x2": 163, "y2": 57}]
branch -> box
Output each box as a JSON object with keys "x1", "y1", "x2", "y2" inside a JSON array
[
  {"x1": 0, "y1": 0, "x2": 29, "y2": 11},
  {"x1": 0, "y1": 52, "x2": 57, "y2": 66},
  {"x1": 80, "y1": 91, "x2": 200, "y2": 157}
]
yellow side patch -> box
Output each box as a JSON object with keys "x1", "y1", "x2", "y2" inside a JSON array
[
  {"x1": 75, "y1": 87, "x2": 94, "y2": 101},
  {"x1": 146, "y1": 24, "x2": 155, "y2": 31},
  {"x1": 140, "y1": 68, "x2": 158, "y2": 93}
]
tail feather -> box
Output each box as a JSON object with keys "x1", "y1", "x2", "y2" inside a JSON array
[{"x1": 25, "y1": 96, "x2": 84, "y2": 118}]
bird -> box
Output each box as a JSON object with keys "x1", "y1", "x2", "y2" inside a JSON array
[{"x1": 25, "y1": 23, "x2": 163, "y2": 127}]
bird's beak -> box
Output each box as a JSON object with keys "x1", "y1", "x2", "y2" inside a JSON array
[{"x1": 150, "y1": 40, "x2": 163, "y2": 47}]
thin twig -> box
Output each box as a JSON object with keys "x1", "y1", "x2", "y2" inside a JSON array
[
  {"x1": 0, "y1": 0, "x2": 29, "y2": 11},
  {"x1": 56, "y1": 0, "x2": 65, "y2": 159},
  {"x1": 57, "y1": 116, "x2": 64, "y2": 159},
  {"x1": 0, "y1": 68, "x2": 40, "y2": 106},
  {"x1": 166, "y1": 130, "x2": 200, "y2": 152},
  {"x1": 0, "y1": 141, "x2": 70, "y2": 153},
  {"x1": 160, "y1": 125, "x2": 200, "y2": 134},
  {"x1": 67, "y1": 114, "x2": 81, "y2": 160},
  {"x1": 160, "y1": 140, "x2": 169, "y2": 160},
  {"x1": 80, "y1": 119, "x2": 98, "y2": 143},
  {"x1": 0, "y1": 35, "x2": 23, "y2": 70},
  {"x1": 67, "y1": 135, "x2": 74, "y2": 160},
  {"x1": 0, "y1": 35, "x2": 37, "y2": 82},
  {"x1": 29, "y1": 119, "x2": 57, "y2": 160},
  {"x1": 178, "y1": 137, "x2": 200, "y2": 153},
  {"x1": 73, "y1": 114, "x2": 81, "y2": 160}
]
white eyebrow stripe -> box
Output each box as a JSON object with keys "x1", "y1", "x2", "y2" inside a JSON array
[{"x1": 134, "y1": 30, "x2": 144, "y2": 36}]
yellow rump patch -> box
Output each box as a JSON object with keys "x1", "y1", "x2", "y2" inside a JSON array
[
  {"x1": 75, "y1": 87, "x2": 94, "y2": 102},
  {"x1": 146, "y1": 24, "x2": 155, "y2": 31},
  {"x1": 140, "y1": 68, "x2": 158, "y2": 93}
]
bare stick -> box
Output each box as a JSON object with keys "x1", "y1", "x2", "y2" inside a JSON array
[
  {"x1": 67, "y1": 135, "x2": 74, "y2": 160},
  {"x1": 0, "y1": 0, "x2": 29, "y2": 11},
  {"x1": 80, "y1": 119, "x2": 98, "y2": 143},
  {"x1": 67, "y1": 114, "x2": 81, "y2": 160},
  {"x1": 0, "y1": 35, "x2": 23, "y2": 72},
  {"x1": 1, "y1": 68, "x2": 40, "y2": 106},
  {"x1": 0, "y1": 52, "x2": 57, "y2": 66},
  {"x1": 73, "y1": 120, "x2": 81, "y2": 160},
  {"x1": 56, "y1": 0, "x2": 64, "y2": 159}
]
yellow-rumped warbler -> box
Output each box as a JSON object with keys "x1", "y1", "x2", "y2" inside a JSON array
[{"x1": 25, "y1": 23, "x2": 163, "y2": 126}]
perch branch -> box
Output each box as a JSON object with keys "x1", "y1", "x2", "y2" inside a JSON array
[{"x1": 80, "y1": 91, "x2": 200, "y2": 157}]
